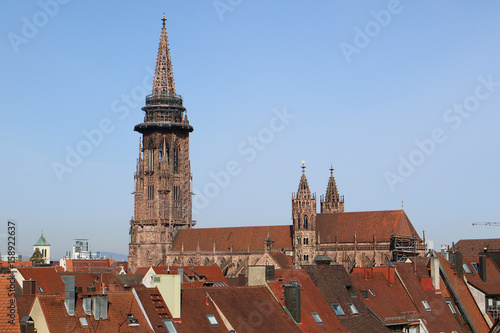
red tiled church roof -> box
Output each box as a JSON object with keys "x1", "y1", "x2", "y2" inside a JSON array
[
  {"x1": 317, "y1": 209, "x2": 421, "y2": 244},
  {"x1": 172, "y1": 225, "x2": 293, "y2": 252}
]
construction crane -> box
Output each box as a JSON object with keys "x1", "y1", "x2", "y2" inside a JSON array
[{"x1": 472, "y1": 222, "x2": 500, "y2": 226}]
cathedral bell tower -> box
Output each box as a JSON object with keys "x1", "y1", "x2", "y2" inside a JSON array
[
  {"x1": 128, "y1": 15, "x2": 194, "y2": 271},
  {"x1": 292, "y1": 162, "x2": 317, "y2": 266}
]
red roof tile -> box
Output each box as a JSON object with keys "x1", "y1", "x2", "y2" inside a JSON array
[
  {"x1": 0, "y1": 274, "x2": 21, "y2": 332},
  {"x1": 455, "y1": 238, "x2": 500, "y2": 257},
  {"x1": 267, "y1": 269, "x2": 349, "y2": 332},
  {"x1": 204, "y1": 287, "x2": 303, "y2": 332},
  {"x1": 304, "y1": 265, "x2": 390, "y2": 332},
  {"x1": 134, "y1": 287, "x2": 172, "y2": 332},
  {"x1": 349, "y1": 269, "x2": 419, "y2": 326},
  {"x1": 463, "y1": 257, "x2": 500, "y2": 295},
  {"x1": 16, "y1": 294, "x2": 35, "y2": 321},
  {"x1": 36, "y1": 291, "x2": 153, "y2": 332},
  {"x1": 317, "y1": 210, "x2": 421, "y2": 243},
  {"x1": 270, "y1": 252, "x2": 293, "y2": 269},
  {"x1": 437, "y1": 253, "x2": 490, "y2": 332},
  {"x1": 172, "y1": 225, "x2": 293, "y2": 252},
  {"x1": 17, "y1": 267, "x2": 64, "y2": 294},
  {"x1": 395, "y1": 261, "x2": 464, "y2": 332}
]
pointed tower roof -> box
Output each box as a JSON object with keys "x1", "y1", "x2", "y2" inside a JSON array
[
  {"x1": 34, "y1": 232, "x2": 50, "y2": 246},
  {"x1": 297, "y1": 161, "x2": 311, "y2": 197},
  {"x1": 325, "y1": 165, "x2": 340, "y2": 202},
  {"x1": 152, "y1": 14, "x2": 176, "y2": 96}
]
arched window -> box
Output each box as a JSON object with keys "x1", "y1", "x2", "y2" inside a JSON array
[{"x1": 303, "y1": 215, "x2": 308, "y2": 229}]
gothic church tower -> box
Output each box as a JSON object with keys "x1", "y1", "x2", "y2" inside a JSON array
[
  {"x1": 292, "y1": 163, "x2": 317, "y2": 266},
  {"x1": 320, "y1": 166, "x2": 344, "y2": 213},
  {"x1": 129, "y1": 16, "x2": 193, "y2": 271}
]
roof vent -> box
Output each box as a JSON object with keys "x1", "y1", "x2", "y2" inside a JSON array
[
  {"x1": 61, "y1": 275, "x2": 75, "y2": 316},
  {"x1": 82, "y1": 297, "x2": 92, "y2": 315},
  {"x1": 92, "y1": 295, "x2": 108, "y2": 320}
]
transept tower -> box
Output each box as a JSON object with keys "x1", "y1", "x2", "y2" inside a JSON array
[{"x1": 128, "y1": 16, "x2": 193, "y2": 271}]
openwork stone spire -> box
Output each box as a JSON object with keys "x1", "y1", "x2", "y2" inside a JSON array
[
  {"x1": 325, "y1": 165, "x2": 340, "y2": 202},
  {"x1": 297, "y1": 161, "x2": 311, "y2": 199},
  {"x1": 152, "y1": 14, "x2": 176, "y2": 96},
  {"x1": 320, "y1": 165, "x2": 344, "y2": 213}
]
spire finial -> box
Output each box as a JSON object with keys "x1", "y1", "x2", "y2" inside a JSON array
[
  {"x1": 301, "y1": 160, "x2": 306, "y2": 174},
  {"x1": 162, "y1": 13, "x2": 166, "y2": 26},
  {"x1": 330, "y1": 164, "x2": 334, "y2": 176}
]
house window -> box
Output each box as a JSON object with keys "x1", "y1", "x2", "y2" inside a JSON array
[
  {"x1": 347, "y1": 303, "x2": 359, "y2": 315},
  {"x1": 303, "y1": 255, "x2": 309, "y2": 261},
  {"x1": 311, "y1": 312, "x2": 324, "y2": 325},
  {"x1": 331, "y1": 303, "x2": 345, "y2": 316},
  {"x1": 462, "y1": 263, "x2": 472, "y2": 274},
  {"x1": 446, "y1": 300, "x2": 456, "y2": 314},
  {"x1": 162, "y1": 319, "x2": 178, "y2": 333},
  {"x1": 471, "y1": 262, "x2": 479, "y2": 272},
  {"x1": 422, "y1": 300, "x2": 431, "y2": 311},
  {"x1": 206, "y1": 314, "x2": 219, "y2": 327},
  {"x1": 303, "y1": 238, "x2": 308, "y2": 245}
]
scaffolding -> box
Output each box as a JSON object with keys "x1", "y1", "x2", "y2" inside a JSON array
[{"x1": 391, "y1": 235, "x2": 420, "y2": 263}]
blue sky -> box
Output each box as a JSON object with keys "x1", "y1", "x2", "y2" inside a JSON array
[{"x1": 1, "y1": 1, "x2": 500, "y2": 259}]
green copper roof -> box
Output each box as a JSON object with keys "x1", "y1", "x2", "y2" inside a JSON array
[{"x1": 34, "y1": 233, "x2": 50, "y2": 246}]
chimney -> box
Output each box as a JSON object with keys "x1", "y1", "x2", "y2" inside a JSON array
[
  {"x1": 265, "y1": 265, "x2": 275, "y2": 282},
  {"x1": 247, "y1": 266, "x2": 267, "y2": 286},
  {"x1": 387, "y1": 267, "x2": 396, "y2": 285},
  {"x1": 61, "y1": 275, "x2": 75, "y2": 316},
  {"x1": 284, "y1": 283, "x2": 301, "y2": 323},
  {"x1": 23, "y1": 280, "x2": 36, "y2": 295},
  {"x1": 20, "y1": 316, "x2": 36, "y2": 333},
  {"x1": 455, "y1": 252, "x2": 463, "y2": 280},
  {"x1": 479, "y1": 255, "x2": 487, "y2": 282},
  {"x1": 430, "y1": 256, "x2": 440, "y2": 291}
]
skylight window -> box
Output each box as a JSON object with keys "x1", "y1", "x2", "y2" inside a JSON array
[
  {"x1": 311, "y1": 312, "x2": 324, "y2": 325},
  {"x1": 462, "y1": 263, "x2": 472, "y2": 274},
  {"x1": 79, "y1": 318, "x2": 88, "y2": 327},
  {"x1": 422, "y1": 300, "x2": 431, "y2": 311},
  {"x1": 162, "y1": 319, "x2": 178, "y2": 333},
  {"x1": 37, "y1": 286, "x2": 44, "y2": 293},
  {"x1": 471, "y1": 262, "x2": 479, "y2": 272},
  {"x1": 369, "y1": 289, "x2": 376, "y2": 296},
  {"x1": 331, "y1": 303, "x2": 345, "y2": 316},
  {"x1": 347, "y1": 303, "x2": 359, "y2": 315},
  {"x1": 206, "y1": 314, "x2": 219, "y2": 327},
  {"x1": 446, "y1": 301, "x2": 456, "y2": 314}
]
